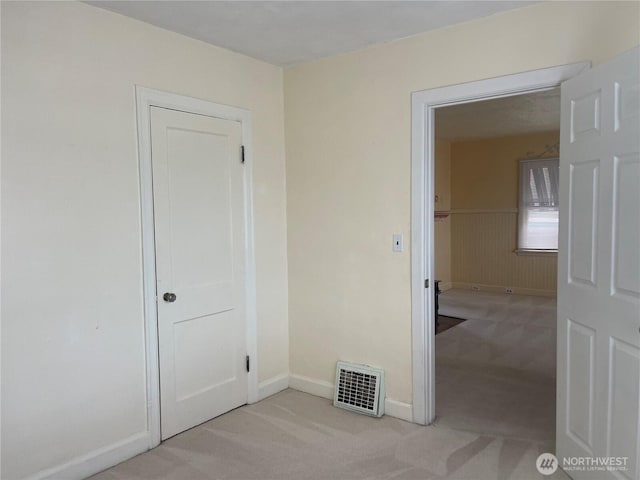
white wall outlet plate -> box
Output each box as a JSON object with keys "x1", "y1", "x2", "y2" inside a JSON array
[{"x1": 392, "y1": 234, "x2": 403, "y2": 252}]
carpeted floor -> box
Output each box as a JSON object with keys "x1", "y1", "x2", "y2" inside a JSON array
[
  {"x1": 435, "y1": 289, "x2": 557, "y2": 444},
  {"x1": 92, "y1": 289, "x2": 564, "y2": 480},
  {"x1": 92, "y1": 389, "x2": 567, "y2": 480}
]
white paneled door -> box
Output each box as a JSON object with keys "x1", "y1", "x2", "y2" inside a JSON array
[
  {"x1": 557, "y1": 47, "x2": 639, "y2": 479},
  {"x1": 150, "y1": 106, "x2": 247, "y2": 440}
]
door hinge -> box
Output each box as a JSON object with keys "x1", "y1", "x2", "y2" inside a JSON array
[
  {"x1": 241, "y1": 145, "x2": 245, "y2": 164},
  {"x1": 246, "y1": 355, "x2": 250, "y2": 372},
  {"x1": 425, "y1": 279, "x2": 429, "y2": 288}
]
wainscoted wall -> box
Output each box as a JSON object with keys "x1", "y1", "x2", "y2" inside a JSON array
[
  {"x1": 451, "y1": 212, "x2": 557, "y2": 295},
  {"x1": 450, "y1": 132, "x2": 560, "y2": 296}
]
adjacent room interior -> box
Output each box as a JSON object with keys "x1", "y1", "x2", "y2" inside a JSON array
[
  {"x1": 2, "y1": 2, "x2": 639, "y2": 480},
  {"x1": 433, "y1": 90, "x2": 560, "y2": 445}
]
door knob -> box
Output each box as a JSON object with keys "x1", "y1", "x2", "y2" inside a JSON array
[{"x1": 163, "y1": 292, "x2": 177, "y2": 303}]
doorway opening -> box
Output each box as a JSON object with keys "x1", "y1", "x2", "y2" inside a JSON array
[
  {"x1": 409, "y1": 62, "x2": 589, "y2": 427},
  {"x1": 413, "y1": 49, "x2": 639, "y2": 480},
  {"x1": 432, "y1": 89, "x2": 560, "y2": 444}
]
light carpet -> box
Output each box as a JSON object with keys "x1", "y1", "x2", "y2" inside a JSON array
[
  {"x1": 92, "y1": 389, "x2": 567, "y2": 480},
  {"x1": 436, "y1": 289, "x2": 557, "y2": 444},
  {"x1": 92, "y1": 289, "x2": 564, "y2": 480}
]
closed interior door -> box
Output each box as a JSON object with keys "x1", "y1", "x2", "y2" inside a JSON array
[
  {"x1": 150, "y1": 106, "x2": 247, "y2": 440},
  {"x1": 557, "y1": 47, "x2": 639, "y2": 479}
]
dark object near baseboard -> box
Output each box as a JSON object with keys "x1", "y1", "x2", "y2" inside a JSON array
[{"x1": 436, "y1": 316, "x2": 466, "y2": 335}]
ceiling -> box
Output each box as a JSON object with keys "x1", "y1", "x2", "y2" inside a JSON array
[
  {"x1": 88, "y1": 1, "x2": 535, "y2": 67},
  {"x1": 435, "y1": 88, "x2": 561, "y2": 141}
]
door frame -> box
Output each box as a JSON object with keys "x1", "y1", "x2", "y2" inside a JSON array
[
  {"x1": 135, "y1": 86, "x2": 258, "y2": 448},
  {"x1": 410, "y1": 62, "x2": 590, "y2": 426}
]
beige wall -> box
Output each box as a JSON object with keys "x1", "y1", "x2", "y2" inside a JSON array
[
  {"x1": 434, "y1": 139, "x2": 451, "y2": 286},
  {"x1": 285, "y1": 1, "x2": 640, "y2": 405},
  {"x1": 450, "y1": 132, "x2": 559, "y2": 295},
  {"x1": 1, "y1": 2, "x2": 288, "y2": 479},
  {"x1": 3, "y1": 0, "x2": 640, "y2": 478},
  {"x1": 451, "y1": 132, "x2": 560, "y2": 210}
]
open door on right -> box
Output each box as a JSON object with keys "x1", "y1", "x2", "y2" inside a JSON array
[{"x1": 557, "y1": 46, "x2": 639, "y2": 480}]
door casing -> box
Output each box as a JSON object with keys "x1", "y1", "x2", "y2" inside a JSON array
[
  {"x1": 410, "y1": 62, "x2": 590, "y2": 426},
  {"x1": 135, "y1": 86, "x2": 258, "y2": 448}
]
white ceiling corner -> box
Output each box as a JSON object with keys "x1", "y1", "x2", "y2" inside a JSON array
[
  {"x1": 86, "y1": 1, "x2": 537, "y2": 67},
  {"x1": 85, "y1": 1, "x2": 553, "y2": 138}
]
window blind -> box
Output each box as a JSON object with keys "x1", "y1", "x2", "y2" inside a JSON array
[{"x1": 518, "y1": 158, "x2": 559, "y2": 250}]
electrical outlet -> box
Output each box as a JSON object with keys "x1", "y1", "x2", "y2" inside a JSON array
[
  {"x1": 392, "y1": 233, "x2": 403, "y2": 252},
  {"x1": 505, "y1": 288, "x2": 514, "y2": 294},
  {"x1": 471, "y1": 285, "x2": 480, "y2": 291}
]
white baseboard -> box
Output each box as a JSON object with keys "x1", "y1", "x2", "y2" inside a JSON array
[
  {"x1": 288, "y1": 374, "x2": 413, "y2": 422},
  {"x1": 27, "y1": 373, "x2": 289, "y2": 480},
  {"x1": 384, "y1": 399, "x2": 413, "y2": 422},
  {"x1": 24, "y1": 374, "x2": 410, "y2": 480},
  {"x1": 258, "y1": 372, "x2": 289, "y2": 401},
  {"x1": 438, "y1": 282, "x2": 453, "y2": 292},
  {"x1": 451, "y1": 282, "x2": 556, "y2": 298},
  {"x1": 289, "y1": 373, "x2": 334, "y2": 400},
  {"x1": 27, "y1": 431, "x2": 149, "y2": 480}
]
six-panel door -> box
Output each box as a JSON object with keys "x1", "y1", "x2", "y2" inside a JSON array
[{"x1": 557, "y1": 47, "x2": 639, "y2": 480}]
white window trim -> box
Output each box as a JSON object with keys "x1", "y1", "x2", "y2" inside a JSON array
[{"x1": 514, "y1": 249, "x2": 558, "y2": 257}]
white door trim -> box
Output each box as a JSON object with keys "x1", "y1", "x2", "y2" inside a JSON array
[
  {"x1": 135, "y1": 86, "x2": 258, "y2": 448},
  {"x1": 410, "y1": 62, "x2": 590, "y2": 426}
]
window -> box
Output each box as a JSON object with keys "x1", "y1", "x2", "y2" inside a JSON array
[{"x1": 518, "y1": 158, "x2": 559, "y2": 251}]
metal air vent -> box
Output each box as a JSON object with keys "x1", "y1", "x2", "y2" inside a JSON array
[{"x1": 334, "y1": 361, "x2": 385, "y2": 417}]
